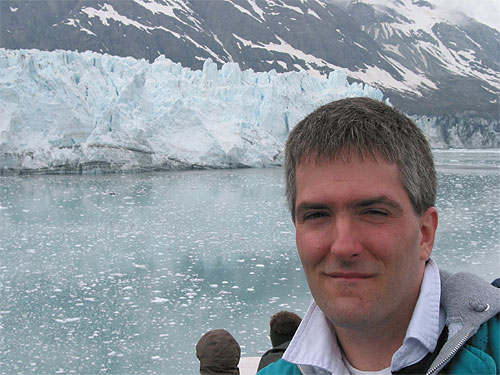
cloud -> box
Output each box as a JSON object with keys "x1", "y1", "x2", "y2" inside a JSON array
[
  {"x1": 329, "y1": 0, "x2": 500, "y2": 31},
  {"x1": 433, "y1": 0, "x2": 500, "y2": 31}
]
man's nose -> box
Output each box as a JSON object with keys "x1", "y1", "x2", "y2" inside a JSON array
[{"x1": 329, "y1": 216, "x2": 362, "y2": 259}]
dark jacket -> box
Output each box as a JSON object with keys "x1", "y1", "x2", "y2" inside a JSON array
[{"x1": 257, "y1": 340, "x2": 291, "y2": 372}]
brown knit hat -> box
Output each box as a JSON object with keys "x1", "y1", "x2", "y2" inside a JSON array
[{"x1": 196, "y1": 329, "x2": 241, "y2": 375}]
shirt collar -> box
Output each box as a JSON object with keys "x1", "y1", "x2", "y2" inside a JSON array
[
  {"x1": 391, "y1": 258, "x2": 445, "y2": 370},
  {"x1": 283, "y1": 259, "x2": 444, "y2": 373},
  {"x1": 283, "y1": 301, "x2": 348, "y2": 374}
]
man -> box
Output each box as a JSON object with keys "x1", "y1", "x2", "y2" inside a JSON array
[
  {"x1": 258, "y1": 311, "x2": 302, "y2": 371},
  {"x1": 258, "y1": 97, "x2": 499, "y2": 374}
]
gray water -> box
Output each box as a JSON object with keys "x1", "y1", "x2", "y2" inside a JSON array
[{"x1": 0, "y1": 150, "x2": 499, "y2": 374}]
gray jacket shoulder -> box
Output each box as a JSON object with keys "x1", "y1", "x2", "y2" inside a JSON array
[
  {"x1": 440, "y1": 269, "x2": 500, "y2": 337},
  {"x1": 426, "y1": 270, "x2": 500, "y2": 374}
]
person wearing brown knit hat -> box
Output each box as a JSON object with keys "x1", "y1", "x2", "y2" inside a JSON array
[
  {"x1": 257, "y1": 311, "x2": 302, "y2": 371},
  {"x1": 196, "y1": 329, "x2": 241, "y2": 375}
]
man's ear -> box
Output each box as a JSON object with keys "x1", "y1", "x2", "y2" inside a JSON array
[{"x1": 419, "y1": 207, "x2": 438, "y2": 261}]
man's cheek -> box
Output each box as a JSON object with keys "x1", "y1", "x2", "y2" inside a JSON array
[{"x1": 297, "y1": 243, "x2": 324, "y2": 267}]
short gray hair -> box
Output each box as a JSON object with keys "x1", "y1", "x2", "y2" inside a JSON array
[{"x1": 284, "y1": 97, "x2": 436, "y2": 218}]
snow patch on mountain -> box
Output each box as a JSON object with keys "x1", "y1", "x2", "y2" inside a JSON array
[
  {"x1": 352, "y1": 0, "x2": 500, "y2": 90},
  {"x1": 358, "y1": 0, "x2": 467, "y2": 33}
]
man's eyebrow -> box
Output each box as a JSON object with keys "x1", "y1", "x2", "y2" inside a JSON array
[
  {"x1": 295, "y1": 203, "x2": 329, "y2": 213},
  {"x1": 295, "y1": 197, "x2": 404, "y2": 215}
]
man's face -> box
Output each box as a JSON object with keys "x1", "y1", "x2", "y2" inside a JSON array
[{"x1": 294, "y1": 153, "x2": 437, "y2": 332}]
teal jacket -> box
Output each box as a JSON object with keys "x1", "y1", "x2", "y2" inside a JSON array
[{"x1": 258, "y1": 271, "x2": 500, "y2": 375}]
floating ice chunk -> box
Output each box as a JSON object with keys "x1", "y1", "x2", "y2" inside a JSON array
[
  {"x1": 55, "y1": 317, "x2": 81, "y2": 323},
  {"x1": 151, "y1": 297, "x2": 169, "y2": 304}
]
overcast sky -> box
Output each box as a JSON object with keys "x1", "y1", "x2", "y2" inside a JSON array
[{"x1": 433, "y1": 0, "x2": 500, "y2": 31}]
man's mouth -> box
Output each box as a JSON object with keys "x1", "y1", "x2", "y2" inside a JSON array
[{"x1": 326, "y1": 272, "x2": 375, "y2": 280}]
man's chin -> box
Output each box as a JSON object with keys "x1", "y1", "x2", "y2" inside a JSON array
[{"x1": 318, "y1": 298, "x2": 376, "y2": 328}]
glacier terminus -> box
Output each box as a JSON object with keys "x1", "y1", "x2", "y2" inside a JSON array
[{"x1": 0, "y1": 48, "x2": 384, "y2": 174}]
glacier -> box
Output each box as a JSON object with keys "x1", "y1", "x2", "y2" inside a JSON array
[{"x1": 0, "y1": 48, "x2": 384, "y2": 174}]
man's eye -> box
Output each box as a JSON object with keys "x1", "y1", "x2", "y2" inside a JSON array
[
  {"x1": 362, "y1": 209, "x2": 388, "y2": 216},
  {"x1": 303, "y1": 212, "x2": 327, "y2": 220}
]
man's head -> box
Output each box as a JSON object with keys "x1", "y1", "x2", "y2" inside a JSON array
[
  {"x1": 269, "y1": 311, "x2": 302, "y2": 347},
  {"x1": 285, "y1": 97, "x2": 436, "y2": 220},
  {"x1": 287, "y1": 97, "x2": 439, "y2": 334}
]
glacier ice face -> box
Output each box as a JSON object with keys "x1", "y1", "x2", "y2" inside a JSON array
[{"x1": 0, "y1": 48, "x2": 384, "y2": 173}]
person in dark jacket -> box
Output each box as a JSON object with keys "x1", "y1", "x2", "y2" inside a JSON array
[
  {"x1": 257, "y1": 311, "x2": 302, "y2": 371},
  {"x1": 196, "y1": 329, "x2": 240, "y2": 375}
]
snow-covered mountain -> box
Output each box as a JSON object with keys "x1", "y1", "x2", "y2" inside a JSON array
[{"x1": 2, "y1": 0, "x2": 498, "y2": 119}]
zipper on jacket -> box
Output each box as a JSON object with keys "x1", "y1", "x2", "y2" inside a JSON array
[{"x1": 425, "y1": 332, "x2": 471, "y2": 375}]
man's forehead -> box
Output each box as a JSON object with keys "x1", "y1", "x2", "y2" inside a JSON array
[
  {"x1": 295, "y1": 150, "x2": 408, "y2": 204},
  {"x1": 298, "y1": 148, "x2": 387, "y2": 167}
]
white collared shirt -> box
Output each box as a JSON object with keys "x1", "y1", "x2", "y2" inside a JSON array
[{"x1": 283, "y1": 259, "x2": 446, "y2": 374}]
